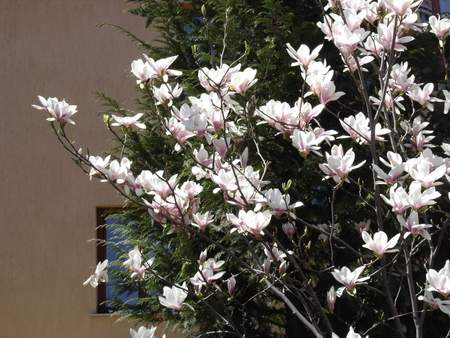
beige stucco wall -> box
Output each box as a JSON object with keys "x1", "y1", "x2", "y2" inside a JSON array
[{"x1": 0, "y1": 1, "x2": 179, "y2": 337}]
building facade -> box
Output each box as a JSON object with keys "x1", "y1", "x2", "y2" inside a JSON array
[{"x1": 0, "y1": 1, "x2": 181, "y2": 337}]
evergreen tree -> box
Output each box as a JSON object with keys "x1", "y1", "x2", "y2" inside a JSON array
[{"x1": 86, "y1": 1, "x2": 450, "y2": 337}]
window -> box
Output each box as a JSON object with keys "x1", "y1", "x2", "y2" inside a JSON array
[
  {"x1": 180, "y1": 1, "x2": 193, "y2": 10},
  {"x1": 96, "y1": 207, "x2": 139, "y2": 313}
]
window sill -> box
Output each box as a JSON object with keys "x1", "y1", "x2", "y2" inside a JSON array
[{"x1": 89, "y1": 312, "x2": 119, "y2": 317}]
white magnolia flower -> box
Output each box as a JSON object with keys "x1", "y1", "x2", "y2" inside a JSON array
[
  {"x1": 158, "y1": 282, "x2": 188, "y2": 310},
  {"x1": 429, "y1": 16, "x2": 450, "y2": 41},
  {"x1": 145, "y1": 54, "x2": 182, "y2": 82},
  {"x1": 382, "y1": 180, "x2": 441, "y2": 212},
  {"x1": 370, "y1": 89, "x2": 405, "y2": 115},
  {"x1": 198, "y1": 64, "x2": 241, "y2": 91},
  {"x1": 345, "y1": 326, "x2": 368, "y2": 338},
  {"x1": 136, "y1": 170, "x2": 177, "y2": 198},
  {"x1": 257, "y1": 100, "x2": 299, "y2": 133},
  {"x1": 407, "y1": 181, "x2": 441, "y2": 209},
  {"x1": 108, "y1": 158, "x2": 132, "y2": 185},
  {"x1": 166, "y1": 117, "x2": 195, "y2": 150},
  {"x1": 331, "y1": 266, "x2": 369, "y2": 294},
  {"x1": 123, "y1": 246, "x2": 154, "y2": 279},
  {"x1": 419, "y1": 290, "x2": 450, "y2": 317},
  {"x1": 286, "y1": 43, "x2": 323, "y2": 68},
  {"x1": 32, "y1": 96, "x2": 77, "y2": 125},
  {"x1": 83, "y1": 260, "x2": 108, "y2": 288},
  {"x1": 88, "y1": 155, "x2": 111, "y2": 179},
  {"x1": 177, "y1": 181, "x2": 203, "y2": 199},
  {"x1": 361, "y1": 231, "x2": 400, "y2": 256},
  {"x1": 343, "y1": 54, "x2": 374, "y2": 73},
  {"x1": 319, "y1": 145, "x2": 366, "y2": 183},
  {"x1": 318, "y1": 77, "x2": 346, "y2": 105},
  {"x1": 332, "y1": 20, "x2": 367, "y2": 56},
  {"x1": 129, "y1": 326, "x2": 160, "y2": 338},
  {"x1": 212, "y1": 169, "x2": 238, "y2": 193},
  {"x1": 389, "y1": 62, "x2": 415, "y2": 92},
  {"x1": 263, "y1": 243, "x2": 291, "y2": 274},
  {"x1": 153, "y1": 83, "x2": 183, "y2": 107},
  {"x1": 131, "y1": 58, "x2": 155, "y2": 87},
  {"x1": 443, "y1": 90, "x2": 450, "y2": 114},
  {"x1": 401, "y1": 11, "x2": 424, "y2": 33},
  {"x1": 227, "y1": 210, "x2": 272, "y2": 236},
  {"x1": 381, "y1": 183, "x2": 410, "y2": 213},
  {"x1": 190, "y1": 257, "x2": 226, "y2": 291},
  {"x1": 241, "y1": 210, "x2": 272, "y2": 236},
  {"x1": 442, "y1": 142, "x2": 450, "y2": 156},
  {"x1": 264, "y1": 243, "x2": 289, "y2": 263},
  {"x1": 298, "y1": 100, "x2": 324, "y2": 127},
  {"x1": 407, "y1": 83, "x2": 440, "y2": 111},
  {"x1": 305, "y1": 61, "x2": 345, "y2": 104},
  {"x1": 373, "y1": 151, "x2": 405, "y2": 185},
  {"x1": 436, "y1": 299, "x2": 450, "y2": 317},
  {"x1": 426, "y1": 260, "x2": 450, "y2": 297},
  {"x1": 407, "y1": 157, "x2": 446, "y2": 188},
  {"x1": 291, "y1": 130, "x2": 325, "y2": 157},
  {"x1": 265, "y1": 188, "x2": 303, "y2": 216},
  {"x1": 377, "y1": 22, "x2": 414, "y2": 51},
  {"x1": 229, "y1": 67, "x2": 257, "y2": 94},
  {"x1": 340, "y1": 112, "x2": 390, "y2": 144},
  {"x1": 364, "y1": 33, "x2": 384, "y2": 55},
  {"x1": 397, "y1": 210, "x2": 432, "y2": 240},
  {"x1": 383, "y1": 0, "x2": 421, "y2": 16},
  {"x1": 111, "y1": 113, "x2": 146, "y2": 129},
  {"x1": 402, "y1": 117, "x2": 436, "y2": 151},
  {"x1": 314, "y1": 127, "x2": 338, "y2": 142},
  {"x1": 192, "y1": 211, "x2": 214, "y2": 231}
]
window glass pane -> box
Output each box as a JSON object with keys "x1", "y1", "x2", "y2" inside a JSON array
[
  {"x1": 97, "y1": 209, "x2": 139, "y2": 313},
  {"x1": 442, "y1": 0, "x2": 450, "y2": 16}
]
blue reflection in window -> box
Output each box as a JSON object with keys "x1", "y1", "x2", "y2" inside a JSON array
[{"x1": 104, "y1": 214, "x2": 139, "y2": 310}]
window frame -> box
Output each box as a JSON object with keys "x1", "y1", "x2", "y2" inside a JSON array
[{"x1": 95, "y1": 206, "x2": 121, "y2": 314}]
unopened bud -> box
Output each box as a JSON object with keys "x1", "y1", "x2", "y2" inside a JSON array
[
  {"x1": 201, "y1": 4, "x2": 207, "y2": 17},
  {"x1": 282, "y1": 222, "x2": 296, "y2": 240},
  {"x1": 199, "y1": 249, "x2": 208, "y2": 264},
  {"x1": 327, "y1": 286, "x2": 336, "y2": 313},
  {"x1": 227, "y1": 276, "x2": 236, "y2": 296},
  {"x1": 263, "y1": 259, "x2": 271, "y2": 273},
  {"x1": 279, "y1": 260, "x2": 288, "y2": 275}
]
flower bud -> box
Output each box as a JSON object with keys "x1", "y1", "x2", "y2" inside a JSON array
[
  {"x1": 355, "y1": 220, "x2": 370, "y2": 234},
  {"x1": 199, "y1": 249, "x2": 208, "y2": 264},
  {"x1": 263, "y1": 259, "x2": 271, "y2": 273},
  {"x1": 227, "y1": 276, "x2": 236, "y2": 296},
  {"x1": 278, "y1": 260, "x2": 288, "y2": 275},
  {"x1": 327, "y1": 286, "x2": 336, "y2": 313},
  {"x1": 201, "y1": 4, "x2": 207, "y2": 17},
  {"x1": 282, "y1": 222, "x2": 296, "y2": 240}
]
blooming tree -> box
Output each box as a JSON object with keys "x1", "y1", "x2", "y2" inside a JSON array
[{"x1": 34, "y1": 1, "x2": 450, "y2": 337}]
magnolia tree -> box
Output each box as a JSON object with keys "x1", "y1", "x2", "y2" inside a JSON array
[{"x1": 34, "y1": 0, "x2": 450, "y2": 337}]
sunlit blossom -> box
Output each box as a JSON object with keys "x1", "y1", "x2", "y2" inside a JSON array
[
  {"x1": 319, "y1": 145, "x2": 366, "y2": 183},
  {"x1": 426, "y1": 260, "x2": 450, "y2": 297},
  {"x1": 32, "y1": 96, "x2": 77, "y2": 125},
  {"x1": 158, "y1": 282, "x2": 188, "y2": 310},
  {"x1": 83, "y1": 260, "x2": 108, "y2": 288},
  {"x1": 361, "y1": 231, "x2": 400, "y2": 256}
]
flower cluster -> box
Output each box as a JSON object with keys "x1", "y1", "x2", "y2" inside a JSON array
[{"x1": 34, "y1": 0, "x2": 450, "y2": 336}]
